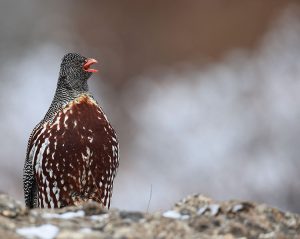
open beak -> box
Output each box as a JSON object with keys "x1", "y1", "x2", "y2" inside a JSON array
[{"x1": 83, "y1": 58, "x2": 98, "y2": 73}]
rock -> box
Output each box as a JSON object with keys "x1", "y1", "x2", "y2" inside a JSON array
[
  {"x1": 0, "y1": 193, "x2": 299, "y2": 238},
  {"x1": 0, "y1": 194, "x2": 27, "y2": 218}
]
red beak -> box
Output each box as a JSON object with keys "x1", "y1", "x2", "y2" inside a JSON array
[{"x1": 83, "y1": 58, "x2": 98, "y2": 73}]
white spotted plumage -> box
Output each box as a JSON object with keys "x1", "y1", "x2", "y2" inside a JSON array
[{"x1": 23, "y1": 53, "x2": 119, "y2": 209}]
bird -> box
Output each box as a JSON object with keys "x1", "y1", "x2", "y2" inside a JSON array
[{"x1": 23, "y1": 53, "x2": 119, "y2": 209}]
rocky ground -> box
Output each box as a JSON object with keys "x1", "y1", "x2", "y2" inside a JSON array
[{"x1": 0, "y1": 194, "x2": 299, "y2": 239}]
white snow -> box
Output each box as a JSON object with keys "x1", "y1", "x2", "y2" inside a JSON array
[
  {"x1": 162, "y1": 210, "x2": 189, "y2": 220},
  {"x1": 79, "y1": 228, "x2": 93, "y2": 233},
  {"x1": 197, "y1": 204, "x2": 220, "y2": 216},
  {"x1": 197, "y1": 206, "x2": 208, "y2": 215},
  {"x1": 209, "y1": 204, "x2": 220, "y2": 216},
  {"x1": 232, "y1": 204, "x2": 244, "y2": 213},
  {"x1": 89, "y1": 214, "x2": 109, "y2": 221},
  {"x1": 42, "y1": 210, "x2": 85, "y2": 219},
  {"x1": 16, "y1": 224, "x2": 59, "y2": 239}
]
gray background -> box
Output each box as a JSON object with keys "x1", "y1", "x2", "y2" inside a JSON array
[{"x1": 1, "y1": 1, "x2": 300, "y2": 212}]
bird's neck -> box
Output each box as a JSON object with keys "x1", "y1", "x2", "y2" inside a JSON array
[{"x1": 42, "y1": 79, "x2": 90, "y2": 123}]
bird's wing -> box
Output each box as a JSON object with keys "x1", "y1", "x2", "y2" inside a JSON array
[{"x1": 23, "y1": 124, "x2": 42, "y2": 208}]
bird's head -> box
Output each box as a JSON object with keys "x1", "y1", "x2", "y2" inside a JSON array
[{"x1": 59, "y1": 53, "x2": 98, "y2": 90}]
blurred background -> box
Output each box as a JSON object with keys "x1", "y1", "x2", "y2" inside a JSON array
[{"x1": 1, "y1": 0, "x2": 300, "y2": 212}]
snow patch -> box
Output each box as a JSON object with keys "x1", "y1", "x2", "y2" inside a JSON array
[
  {"x1": 79, "y1": 228, "x2": 93, "y2": 233},
  {"x1": 163, "y1": 210, "x2": 189, "y2": 220},
  {"x1": 16, "y1": 224, "x2": 59, "y2": 239},
  {"x1": 232, "y1": 204, "x2": 244, "y2": 213},
  {"x1": 42, "y1": 210, "x2": 85, "y2": 219},
  {"x1": 89, "y1": 213, "x2": 109, "y2": 221},
  {"x1": 197, "y1": 204, "x2": 220, "y2": 216}
]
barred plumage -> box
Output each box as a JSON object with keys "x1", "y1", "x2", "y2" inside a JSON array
[{"x1": 23, "y1": 53, "x2": 119, "y2": 208}]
